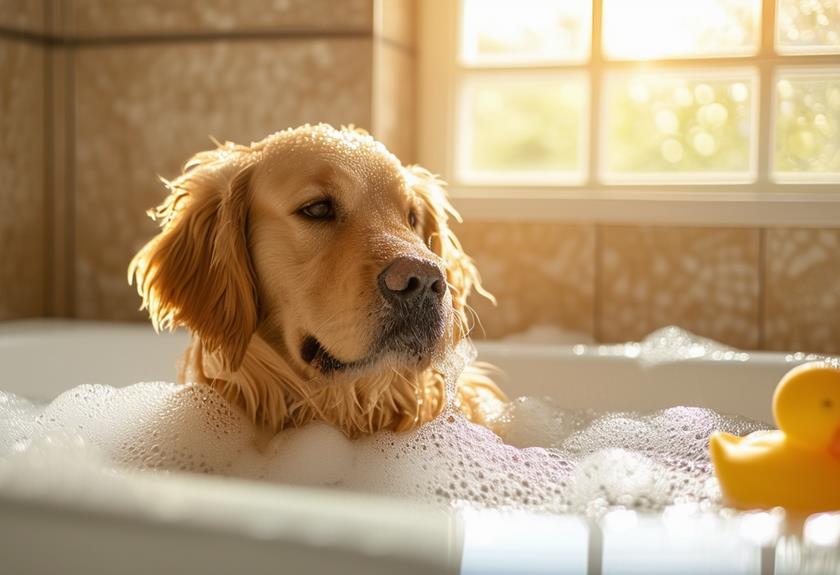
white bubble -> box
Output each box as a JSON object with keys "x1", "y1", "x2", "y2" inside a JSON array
[{"x1": 256, "y1": 423, "x2": 355, "y2": 486}]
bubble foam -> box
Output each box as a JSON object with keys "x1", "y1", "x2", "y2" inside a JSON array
[{"x1": 0, "y1": 377, "x2": 767, "y2": 516}]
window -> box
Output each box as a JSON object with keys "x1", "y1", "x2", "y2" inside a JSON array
[{"x1": 418, "y1": 0, "x2": 840, "y2": 225}]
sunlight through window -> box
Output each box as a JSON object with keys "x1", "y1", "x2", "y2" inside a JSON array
[
  {"x1": 603, "y1": 72, "x2": 757, "y2": 181},
  {"x1": 461, "y1": 0, "x2": 591, "y2": 64},
  {"x1": 776, "y1": 0, "x2": 840, "y2": 54},
  {"x1": 774, "y1": 71, "x2": 840, "y2": 178},
  {"x1": 450, "y1": 0, "x2": 840, "y2": 188},
  {"x1": 458, "y1": 74, "x2": 587, "y2": 184},
  {"x1": 603, "y1": 0, "x2": 760, "y2": 59}
]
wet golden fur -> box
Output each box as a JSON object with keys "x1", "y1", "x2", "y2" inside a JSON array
[{"x1": 129, "y1": 124, "x2": 506, "y2": 437}]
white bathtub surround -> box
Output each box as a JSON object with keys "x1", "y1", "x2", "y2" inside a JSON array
[
  {"x1": 0, "y1": 455, "x2": 455, "y2": 575},
  {"x1": 0, "y1": 320, "x2": 838, "y2": 574}
]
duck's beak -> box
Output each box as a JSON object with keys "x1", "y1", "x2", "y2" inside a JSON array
[{"x1": 830, "y1": 425, "x2": 840, "y2": 461}]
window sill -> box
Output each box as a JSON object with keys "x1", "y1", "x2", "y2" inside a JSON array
[{"x1": 450, "y1": 188, "x2": 840, "y2": 227}]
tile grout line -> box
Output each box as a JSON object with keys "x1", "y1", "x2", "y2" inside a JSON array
[
  {"x1": 757, "y1": 228, "x2": 767, "y2": 351},
  {"x1": 0, "y1": 25, "x2": 379, "y2": 47},
  {"x1": 0, "y1": 26, "x2": 46, "y2": 44},
  {"x1": 593, "y1": 224, "x2": 603, "y2": 343},
  {"x1": 43, "y1": 11, "x2": 54, "y2": 317},
  {"x1": 65, "y1": 45, "x2": 75, "y2": 317}
]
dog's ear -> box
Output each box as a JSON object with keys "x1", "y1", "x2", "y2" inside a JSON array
[
  {"x1": 407, "y1": 165, "x2": 494, "y2": 339},
  {"x1": 129, "y1": 145, "x2": 258, "y2": 370}
]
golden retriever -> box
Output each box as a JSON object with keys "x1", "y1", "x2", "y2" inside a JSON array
[{"x1": 129, "y1": 124, "x2": 506, "y2": 438}]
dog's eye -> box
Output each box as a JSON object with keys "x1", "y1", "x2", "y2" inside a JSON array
[
  {"x1": 298, "y1": 200, "x2": 335, "y2": 220},
  {"x1": 408, "y1": 210, "x2": 418, "y2": 230}
]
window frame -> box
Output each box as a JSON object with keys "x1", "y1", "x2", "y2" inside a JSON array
[{"x1": 417, "y1": 0, "x2": 840, "y2": 226}]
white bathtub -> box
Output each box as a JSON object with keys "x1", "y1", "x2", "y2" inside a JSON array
[{"x1": 0, "y1": 320, "x2": 836, "y2": 574}]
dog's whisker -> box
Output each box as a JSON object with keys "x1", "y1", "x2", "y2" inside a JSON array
[{"x1": 463, "y1": 301, "x2": 487, "y2": 338}]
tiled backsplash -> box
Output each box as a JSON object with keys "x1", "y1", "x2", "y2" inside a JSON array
[
  {"x1": 0, "y1": 37, "x2": 45, "y2": 319},
  {"x1": 457, "y1": 222, "x2": 840, "y2": 354},
  {"x1": 763, "y1": 228, "x2": 840, "y2": 353},
  {"x1": 598, "y1": 226, "x2": 761, "y2": 350},
  {"x1": 66, "y1": 0, "x2": 373, "y2": 36},
  {"x1": 0, "y1": 0, "x2": 46, "y2": 34},
  {"x1": 454, "y1": 222, "x2": 596, "y2": 341},
  {"x1": 1, "y1": 1, "x2": 837, "y2": 354}
]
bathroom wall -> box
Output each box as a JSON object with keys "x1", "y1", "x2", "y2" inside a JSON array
[
  {"x1": 0, "y1": 2, "x2": 46, "y2": 320},
  {"x1": 1, "y1": 1, "x2": 837, "y2": 354},
  {"x1": 456, "y1": 222, "x2": 840, "y2": 354},
  {"x1": 0, "y1": 0, "x2": 415, "y2": 322}
]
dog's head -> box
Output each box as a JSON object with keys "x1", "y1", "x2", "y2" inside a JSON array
[{"x1": 130, "y1": 125, "x2": 487, "y2": 384}]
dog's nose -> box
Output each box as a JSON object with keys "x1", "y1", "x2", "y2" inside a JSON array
[{"x1": 378, "y1": 257, "x2": 445, "y2": 304}]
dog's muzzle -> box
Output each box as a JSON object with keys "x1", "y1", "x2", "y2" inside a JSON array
[{"x1": 376, "y1": 256, "x2": 447, "y2": 359}]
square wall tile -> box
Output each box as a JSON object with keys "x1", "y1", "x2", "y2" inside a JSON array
[
  {"x1": 68, "y1": 0, "x2": 373, "y2": 37},
  {"x1": 74, "y1": 38, "x2": 373, "y2": 320},
  {"x1": 0, "y1": 39, "x2": 45, "y2": 319},
  {"x1": 764, "y1": 228, "x2": 840, "y2": 355},
  {"x1": 454, "y1": 221, "x2": 596, "y2": 340},
  {"x1": 0, "y1": 0, "x2": 45, "y2": 34},
  {"x1": 373, "y1": 41, "x2": 415, "y2": 162},
  {"x1": 599, "y1": 226, "x2": 760, "y2": 349}
]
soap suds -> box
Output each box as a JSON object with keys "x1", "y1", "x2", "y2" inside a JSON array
[
  {"x1": 0, "y1": 387, "x2": 764, "y2": 515},
  {"x1": 0, "y1": 329, "x2": 770, "y2": 515}
]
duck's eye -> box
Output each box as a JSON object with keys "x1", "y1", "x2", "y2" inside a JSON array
[
  {"x1": 822, "y1": 399, "x2": 834, "y2": 409},
  {"x1": 408, "y1": 210, "x2": 418, "y2": 230},
  {"x1": 298, "y1": 199, "x2": 335, "y2": 220}
]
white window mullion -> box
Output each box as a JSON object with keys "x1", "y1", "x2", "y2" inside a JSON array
[
  {"x1": 588, "y1": 0, "x2": 604, "y2": 186},
  {"x1": 757, "y1": 0, "x2": 778, "y2": 185}
]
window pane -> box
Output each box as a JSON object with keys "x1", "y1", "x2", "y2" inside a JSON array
[
  {"x1": 603, "y1": 0, "x2": 760, "y2": 59},
  {"x1": 774, "y1": 72, "x2": 840, "y2": 178},
  {"x1": 460, "y1": 0, "x2": 591, "y2": 65},
  {"x1": 603, "y1": 72, "x2": 757, "y2": 181},
  {"x1": 458, "y1": 75, "x2": 587, "y2": 184},
  {"x1": 776, "y1": 0, "x2": 840, "y2": 54}
]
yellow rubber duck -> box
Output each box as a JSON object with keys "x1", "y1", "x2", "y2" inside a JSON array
[{"x1": 710, "y1": 361, "x2": 840, "y2": 514}]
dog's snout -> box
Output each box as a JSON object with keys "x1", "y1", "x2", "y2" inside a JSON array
[{"x1": 378, "y1": 257, "x2": 445, "y2": 304}]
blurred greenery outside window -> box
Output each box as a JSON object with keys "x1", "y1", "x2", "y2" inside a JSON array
[{"x1": 456, "y1": 0, "x2": 840, "y2": 186}]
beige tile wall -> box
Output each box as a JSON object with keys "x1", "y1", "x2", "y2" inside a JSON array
[
  {"x1": 0, "y1": 0, "x2": 46, "y2": 34},
  {"x1": 1, "y1": 0, "x2": 837, "y2": 354},
  {"x1": 457, "y1": 221, "x2": 839, "y2": 354},
  {"x1": 73, "y1": 39, "x2": 375, "y2": 319},
  {"x1": 66, "y1": 0, "x2": 374, "y2": 36},
  {"x1": 764, "y1": 228, "x2": 840, "y2": 354},
  {"x1": 598, "y1": 226, "x2": 761, "y2": 349},
  {"x1": 11, "y1": 0, "x2": 415, "y2": 319},
  {"x1": 0, "y1": 38, "x2": 45, "y2": 320},
  {"x1": 456, "y1": 222, "x2": 595, "y2": 340}
]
